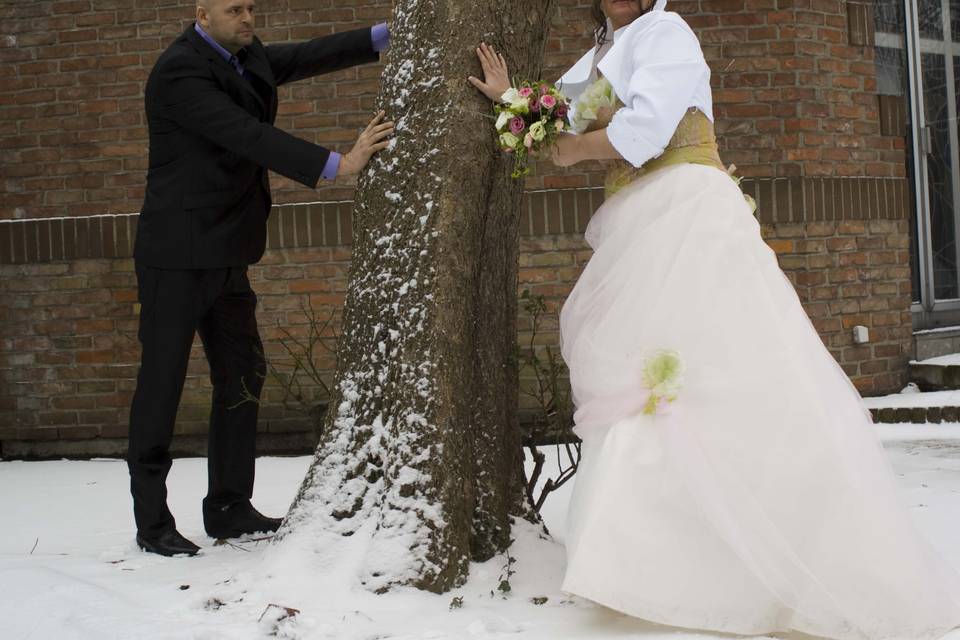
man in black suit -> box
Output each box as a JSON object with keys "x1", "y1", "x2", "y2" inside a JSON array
[{"x1": 128, "y1": 0, "x2": 394, "y2": 557}]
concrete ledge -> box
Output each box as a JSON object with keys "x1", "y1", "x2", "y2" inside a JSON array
[{"x1": 914, "y1": 327, "x2": 960, "y2": 361}]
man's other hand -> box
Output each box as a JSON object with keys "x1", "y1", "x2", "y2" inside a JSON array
[{"x1": 339, "y1": 110, "x2": 395, "y2": 176}]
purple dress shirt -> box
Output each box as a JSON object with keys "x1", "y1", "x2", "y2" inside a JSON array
[{"x1": 194, "y1": 23, "x2": 247, "y2": 77}]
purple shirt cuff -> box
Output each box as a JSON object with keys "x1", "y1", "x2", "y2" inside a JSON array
[
  {"x1": 371, "y1": 23, "x2": 389, "y2": 52},
  {"x1": 321, "y1": 152, "x2": 341, "y2": 180}
]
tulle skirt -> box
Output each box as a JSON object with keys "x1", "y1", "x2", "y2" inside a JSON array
[{"x1": 558, "y1": 162, "x2": 960, "y2": 639}]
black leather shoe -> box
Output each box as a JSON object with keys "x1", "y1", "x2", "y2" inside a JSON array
[
  {"x1": 136, "y1": 529, "x2": 201, "y2": 557},
  {"x1": 204, "y1": 504, "x2": 283, "y2": 540}
]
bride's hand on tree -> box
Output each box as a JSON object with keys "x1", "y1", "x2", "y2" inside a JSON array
[
  {"x1": 468, "y1": 42, "x2": 510, "y2": 102},
  {"x1": 550, "y1": 134, "x2": 581, "y2": 167}
]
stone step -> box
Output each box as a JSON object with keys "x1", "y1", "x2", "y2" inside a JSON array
[
  {"x1": 910, "y1": 354, "x2": 960, "y2": 391},
  {"x1": 870, "y1": 406, "x2": 960, "y2": 424},
  {"x1": 865, "y1": 385, "x2": 960, "y2": 424}
]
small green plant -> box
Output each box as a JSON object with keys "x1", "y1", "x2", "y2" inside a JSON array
[{"x1": 491, "y1": 553, "x2": 517, "y2": 599}]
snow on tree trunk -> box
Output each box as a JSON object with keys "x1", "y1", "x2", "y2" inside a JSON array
[{"x1": 272, "y1": 0, "x2": 556, "y2": 593}]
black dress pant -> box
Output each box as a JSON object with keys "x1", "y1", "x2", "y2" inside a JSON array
[{"x1": 127, "y1": 264, "x2": 266, "y2": 536}]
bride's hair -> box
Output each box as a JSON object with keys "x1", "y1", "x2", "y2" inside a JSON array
[
  {"x1": 592, "y1": 1, "x2": 654, "y2": 45},
  {"x1": 592, "y1": 2, "x2": 611, "y2": 45}
]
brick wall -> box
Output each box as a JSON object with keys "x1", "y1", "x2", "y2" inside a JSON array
[
  {"x1": 0, "y1": 0, "x2": 905, "y2": 212},
  {"x1": 0, "y1": 179, "x2": 912, "y2": 455},
  {"x1": 762, "y1": 218, "x2": 912, "y2": 394},
  {"x1": 0, "y1": 196, "x2": 599, "y2": 456},
  {"x1": 0, "y1": 249, "x2": 348, "y2": 457},
  {"x1": 0, "y1": 0, "x2": 612, "y2": 216},
  {"x1": 687, "y1": 0, "x2": 900, "y2": 180},
  {"x1": 0, "y1": 0, "x2": 917, "y2": 455}
]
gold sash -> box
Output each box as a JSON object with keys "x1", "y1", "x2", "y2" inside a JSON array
[
  {"x1": 603, "y1": 107, "x2": 723, "y2": 194},
  {"x1": 590, "y1": 104, "x2": 756, "y2": 211}
]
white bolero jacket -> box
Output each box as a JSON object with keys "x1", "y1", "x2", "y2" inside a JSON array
[{"x1": 557, "y1": 1, "x2": 714, "y2": 168}]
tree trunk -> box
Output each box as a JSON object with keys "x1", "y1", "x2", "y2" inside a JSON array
[{"x1": 273, "y1": 0, "x2": 556, "y2": 593}]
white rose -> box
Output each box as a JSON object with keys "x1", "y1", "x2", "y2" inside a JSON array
[
  {"x1": 500, "y1": 87, "x2": 521, "y2": 104},
  {"x1": 529, "y1": 121, "x2": 546, "y2": 142},
  {"x1": 500, "y1": 88, "x2": 529, "y2": 113}
]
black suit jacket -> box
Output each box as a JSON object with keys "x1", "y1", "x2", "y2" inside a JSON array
[{"x1": 135, "y1": 24, "x2": 379, "y2": 269}]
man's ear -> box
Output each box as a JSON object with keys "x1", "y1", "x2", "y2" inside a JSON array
[{"x1": 196, "y1": 6, "x2": 207, "y2": 28}]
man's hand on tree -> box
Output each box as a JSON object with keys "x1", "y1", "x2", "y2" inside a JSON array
[{"x1": 339, "y1": 110, "x2": 395, "y2": 176}]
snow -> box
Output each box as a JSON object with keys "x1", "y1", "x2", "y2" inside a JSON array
[
  {"x1": 863, "y1": 389, "x2": 960, "y2": 409},
  {"x1": 914, "y1": 353, "x2": 960, "y2": 366},
  {"x1": 914, "y1": 326, "x2": 960, "y2": 335},
  {"x1": 4, "y1": 432, "x2": 960, "y2": 640}
]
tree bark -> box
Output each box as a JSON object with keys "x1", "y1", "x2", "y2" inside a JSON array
[{"x1": 273, "y1": 0, "x2": 556, "y2": 593}]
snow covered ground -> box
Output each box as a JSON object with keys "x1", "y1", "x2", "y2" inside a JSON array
[
  {"x1": 862, "y1": 389, "x2": 960, "y2": 409},
  {"x1": 3, "y1": 425, "x2": 960, "y2": 640}
]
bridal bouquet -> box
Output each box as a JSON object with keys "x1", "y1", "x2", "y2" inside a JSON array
[
  {"x1": 568, "y1": 76, "x2": 618, "y2": 134},
  {"x1": 495, "y1": 81, "x2": 570, "y2": 178}
]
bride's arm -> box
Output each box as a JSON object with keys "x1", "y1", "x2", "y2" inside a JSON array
[
  {"x1": 468, "y1": 43, "x2": 510, "y2": 102},
  {"x1": 551, "y1": 129, "x2": 620, "y2": 167}
]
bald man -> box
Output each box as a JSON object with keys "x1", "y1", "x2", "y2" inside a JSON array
[{"x1": 128, "y1": 0, "x2": 393, "y2": 557}]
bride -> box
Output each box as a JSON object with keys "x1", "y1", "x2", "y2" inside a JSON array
[{"x1": 469, "y1": 1, "x2": 960, "y2": 638}]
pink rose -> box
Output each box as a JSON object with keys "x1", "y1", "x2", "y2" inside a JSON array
[
  {"x1": 529, "y1": 97, "x2": 540, "y2": 112},
  {"x1": 556, "y1": 104, "x2": 568, "y2": 119},
  {"x1": 509, "y1": 116, "x2": 526, "y2": 135},
  {"x1": 518, "y1": 87, "x2": 534, "y2": 98},
  {"x1": 540, "y1": 94, "x2": 556, "y2": 109},
  {"x1": 540, "y1": 84, "x2": 550, "y2": 94}
]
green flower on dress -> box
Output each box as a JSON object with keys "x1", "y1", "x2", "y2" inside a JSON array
[{"x1": 642, "y1": 350, "x2": 684, "y2": 415}]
